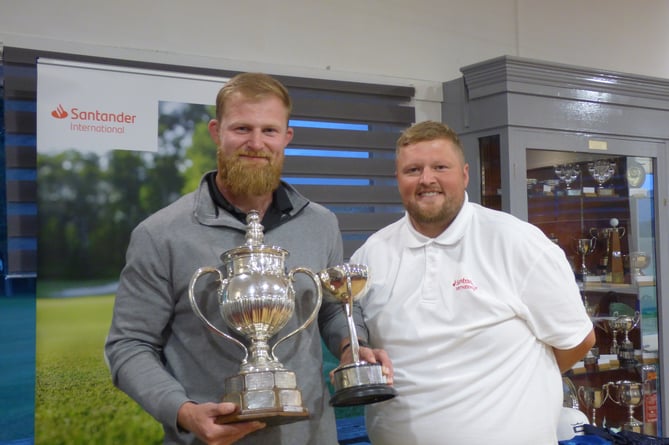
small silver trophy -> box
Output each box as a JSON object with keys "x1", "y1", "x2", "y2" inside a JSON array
[
  {"x1": 629, "y1": 252, "x2": 650, "y2": 278},
  {"x1": 574, "y1": 237, "x2": 596, "y2": 281},
  {"x1": 577, "y1": 385, "x2": 608, "y2": 426},
  {"x1": 188, "y1": 211, "x2": 322, "y2": 425},
  {"x1": 614, "y1": 312, "x2": 641, "y2": 367},
  {"x1": 318, "y1": 264, "x2": 397, "y2": 407},
  {"x1": 605, "y1": 380, "x2": 644, "y2": 433}
]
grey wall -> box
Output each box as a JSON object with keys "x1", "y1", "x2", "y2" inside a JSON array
[{"x1": 2, "y1": 0, "x2": 669, "y2": 122}]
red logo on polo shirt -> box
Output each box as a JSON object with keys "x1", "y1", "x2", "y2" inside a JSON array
[
  {"x1": 452, "y1": 277, "x2": 477, "y2": 291},
  {"x1": 51, "y1": 104, "x2": 68, "y2": 119}
]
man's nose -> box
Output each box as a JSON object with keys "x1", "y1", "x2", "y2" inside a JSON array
[
  {"x1": 419, "y1": 168, "x2": 436, "y2": 183},
  {"x1": 246, "y1": 130, "x2": 264, "y2": 150}
]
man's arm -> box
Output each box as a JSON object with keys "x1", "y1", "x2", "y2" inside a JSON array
[{"x1": 553, "y1": 328, "x2": 596, "y2": 373}]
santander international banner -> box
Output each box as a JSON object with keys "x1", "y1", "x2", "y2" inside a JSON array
[{"x1": 37, "y1": 58, "x2": 227, "y2": 154}]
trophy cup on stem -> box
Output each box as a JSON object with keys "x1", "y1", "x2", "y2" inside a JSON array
[
  {"x1": 188, "y1": 211, "x2": 323, "y2": 425},
  {"x1": 629, "y1": 252, "x2": 650, "y2": 277},
  {"x1": 607, "y1": 218, "x2": 625, "y2": 284},
  {"x1": 588, "y1": 160, "x2": 616, "y2": 196},
  {"x1": 318, "y1": 264, "x2": 397, "y2": 407},
  {"x1": 574, "y1": 236, "x2": 597, "y2": 282},
  {"x1": 578, "y1": 385, "x2": 608, "y2": 426},
  {"x1": 605, "y1": 380, "x2": 644, "y2": 433},
  {"x1": 629, "y1": 251, "x2": 653, "y2": 285},
  {"x1": 614, "y1": 311, "x2": 641, "y2": 367},
  {"x1": 608, "y1": 315, "x2": 620, "y2": 355}
]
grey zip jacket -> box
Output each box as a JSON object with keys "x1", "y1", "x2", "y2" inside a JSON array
[{"x1": 105, "y1": 173, "x2": 363, "y2": 444}]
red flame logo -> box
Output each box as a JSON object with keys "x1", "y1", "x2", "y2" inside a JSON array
[{"x1": 51, "y1": 104, "x2": 68, "y2": 119}]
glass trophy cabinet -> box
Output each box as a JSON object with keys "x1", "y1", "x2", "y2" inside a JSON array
[{"x1": 444, "y1": 56, "x2": 669, "y2": 436}]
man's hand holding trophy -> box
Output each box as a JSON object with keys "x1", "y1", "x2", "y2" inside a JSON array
[{"x1": 319, "y1": 263, "x2": 397, "y2": 407}]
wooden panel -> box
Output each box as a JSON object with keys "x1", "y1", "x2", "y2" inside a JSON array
[
  {"x1": 336, "y1": 212, "x2": 402, "y2": 231},
  {"x1": 290, "y1": 127, "x2": 399, "y2": 150},
  {"x1": 7, "y1": 249, "x2": 37, "y2": 274},
  {"x1": 343, "y1": 239, "x2": 366, "y2": 260},
  {"x1": 295, "y1": 185, "x2": 400, "y2": 204},
  {"x1": 5, "y1": 146, "x2": 37, "y2": 169},
  {"x1": 7, "y1": 215, "x2": 38, "y2": 237},
  {"x1": 284, "y1": 157, "x2": 395, "y2": 177},
  {"x1": 292, "y1": 96, "x2": 414, "y2": 124},
  {"x1": 5, "y1": 110, "x2": 37, "y2": 134},
  {"x1": 6, "y1": 181, "x2": 37, "y2": 202}
]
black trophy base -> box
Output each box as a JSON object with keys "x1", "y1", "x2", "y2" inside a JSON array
[
  {"x1": 216, "y1": 408, "x2": 309, "y2": 426},
  {"x1": 330, "y1": 384, "x2": 397, "y2": 407}
]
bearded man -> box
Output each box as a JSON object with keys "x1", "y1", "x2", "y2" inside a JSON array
[{"x1": 105, "y1": 73, "x2": 390, "y2": 445}]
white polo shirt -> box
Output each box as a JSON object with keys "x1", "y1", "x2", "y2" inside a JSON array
[{"x1": 351, "y1": 195, "x2": 593, "y2": 445}]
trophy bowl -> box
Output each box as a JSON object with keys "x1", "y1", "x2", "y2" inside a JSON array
[
  {"x1": 319, "y1": 264, "x2": 397, "y2": 407},
  {"x1": 605, "y1": 380, "x2": 644, "y2": 432},
  {"x1": 189, "y1": 211, "x2": 322, "y2": 425}
]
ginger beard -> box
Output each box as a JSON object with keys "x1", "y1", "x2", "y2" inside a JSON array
[
  {"x1": 217, "y1": 149, "x2": 284, "y2": 196},
  {"x1": 404, "y1": 190, "x2": 454, "y2": 225}
]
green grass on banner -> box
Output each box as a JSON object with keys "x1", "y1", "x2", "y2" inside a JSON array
[{"x1": 35, "y1": 295, "x2": 163, "y2": 445}]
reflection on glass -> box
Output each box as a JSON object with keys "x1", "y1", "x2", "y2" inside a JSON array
[{"x1": 525, "y1": 151, "x2": 659, "y2": 428}]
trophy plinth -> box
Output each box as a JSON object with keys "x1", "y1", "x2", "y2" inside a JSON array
[
  {"x1": 189, "y1": 210, "x2": 322, "y2": 425},
  {"x1": 216, "y1": 370, "x2": 308, "y2": 425},
  {"x1": 329, "y1": 362, "x2": 397, "y2": 406},
  {"x1": 319, "y1": 264, "x2": 397, "y2": 407}
]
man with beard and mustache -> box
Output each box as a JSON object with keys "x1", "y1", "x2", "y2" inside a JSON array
[
  {"x1": 348, "y1": 121, "x2": 596, "y2": 445},
  {"x1": 105, "y1": 73, "x2": 392, "y2": 445}
]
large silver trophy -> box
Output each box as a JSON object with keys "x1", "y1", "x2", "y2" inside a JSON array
[
  {"x1": 318, "y1": 264, "x2": 397, "y2": 407},
  {"x1": 188, "y1": 211, "x2": 322, "y2": 425}
]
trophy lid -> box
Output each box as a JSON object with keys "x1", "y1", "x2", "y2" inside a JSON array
[{"x1": 221, "y1": 210, "x2": 288, "y2": 262}]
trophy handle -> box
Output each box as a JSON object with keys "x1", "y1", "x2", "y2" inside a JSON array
[
  {"x1": 271, "y1": 267, "x2": 323, "y2": 361},
  {"x1": 188, "y1": 266, "x2": 249, "y2": 363},
  {"x1": 577, "y1": 386, "x2": 587, "y2": 407},
  {"x1": 604, "y1": 382, "x2": 620, "y2": 406}
]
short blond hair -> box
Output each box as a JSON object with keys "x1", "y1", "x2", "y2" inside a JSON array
[
  {"x1": 214, "y1": 72, "x2": 292, "y2": 122},
  {"x1": 396, "y1": 121, "x2": 465, "y2": 161}
]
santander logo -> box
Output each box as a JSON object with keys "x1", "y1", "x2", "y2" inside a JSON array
[
  {"x1": 51, "y1": 104, "x2": 68, "y2": 119},
  {"x1": 49, "y1": 104, "x2": 137, "y2": 135},
  {"x1": 452, "y1": 277, "x2": 478, "y2": 291}
]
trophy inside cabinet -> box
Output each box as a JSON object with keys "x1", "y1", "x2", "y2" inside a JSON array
[{"x1": 526, "y1": 149, "x2": 660, "y2": 435}]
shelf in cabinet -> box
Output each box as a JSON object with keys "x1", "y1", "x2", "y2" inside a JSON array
[{"x1": 579, "y1": 282, "x2": 637, "y2": 294}]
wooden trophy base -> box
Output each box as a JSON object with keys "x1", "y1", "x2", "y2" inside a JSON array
[{"x1": 216, "y1": 408, "x2": 309, "y2": 426}]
